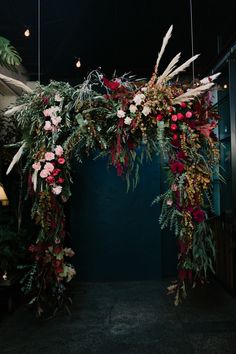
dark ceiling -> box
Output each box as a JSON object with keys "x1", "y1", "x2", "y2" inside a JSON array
[{"x1": 0, "y1": 0, "x2": 235, "y2": 85}]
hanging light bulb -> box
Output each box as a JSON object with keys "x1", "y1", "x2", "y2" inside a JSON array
[
  {"x1": 0, "y1": 184, "x2": 9, "y2": 206},
  {"x1": 75, "y1": 58, "x2": 81, "y2": 68},
  {"x1": 24, "y1": 28, "x2": 30, "y2": 37}
]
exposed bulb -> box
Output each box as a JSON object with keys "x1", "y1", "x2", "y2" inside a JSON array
[
  {"x1": 76, "y1": 59, "x2": 81, "y2": 68},
  {"x1": 223, "y1": 84, "x2": 228, "y2": 89},
  {"x1": 24, "y1": 28, "x2": 30, "y2": 37},
  {"x1": 2, "y1": 272, "x2": 7, "y2": 281}
]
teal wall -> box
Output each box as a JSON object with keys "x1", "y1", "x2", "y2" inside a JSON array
[{"x1": 70, "y1": 154, "x2": 177, "y2": 281}]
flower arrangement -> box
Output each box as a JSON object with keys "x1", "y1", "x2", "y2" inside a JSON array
[{"x1": 2, "y1": 25, "x2": 221, "y2": 315}]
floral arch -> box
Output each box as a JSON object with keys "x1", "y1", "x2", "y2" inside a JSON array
[{"x1": 1, "y1": 26, "x2": 221, "y2": 316}]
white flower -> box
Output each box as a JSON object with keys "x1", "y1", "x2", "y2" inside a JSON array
[
  {"x1": 44, "y1": 121, "x2": 52, "y2": 131},
  {"x1": 133, "y1": 93, "x2": 145, "y2": 105},
  {"x1": 142, "y1": 105, "x2": 151, "y2": 116},
  {"x1": 55, "y1": 93, "x2": 63, "y2": 102},
  {"x1": 124, "y1": 117, "x2": 132, "y2": 125},
  {"x1": 52, "y1": 185, "x2": 62, "y2": 195},
  {"x1": 117, "y1": 109, "x2": 126, "y2": 118},
  {"x1": 129, "y1": 104, "x2": 137, "y2": 113},
  {"x1": 40, "y1": 169, "x2": 50, "y2": 178}
]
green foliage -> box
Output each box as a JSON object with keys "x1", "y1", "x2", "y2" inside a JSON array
[{"x1": 0, "y1": 36, "x2": 22, "y2": 70}]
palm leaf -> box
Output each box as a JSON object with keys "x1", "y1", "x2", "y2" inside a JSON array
[{"x1": 0, "y1": 36, "x2": 22, "y2": 71}]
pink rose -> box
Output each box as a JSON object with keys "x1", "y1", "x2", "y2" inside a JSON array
[
  {"x1": 177, "y1": 113, "x2": 184, "y2": 120},
  {"x1": 32, "y1": 162, "x2": 41, "y2": 171},
  {"x1": 170, "y1": 123, "x2": 178, "y2": 131},
  {"x1": 185, "y1": 111, "x2": 193, "y2": 118},
  {"x1": 55, "y1": 145, "x2": 63, "y2": 157},
  {"x1": 44, "y1": 121, "x2": 52, "y2": 131},
  {"x1": 44, "y1": 162, "x2": 54, "y2": 172},
  {"x1": 52, "y1": 185, "x2": 62, "y2": 195},
  {"x1": 43, "y1": 109, "x2": 51, "y2": 117},
  {"x1": 58, "y1": 157, "x2": 65, "y2": 165},
  {"x1": 171, "y1": 114, "x2": 178, "y2": 122},
  {"x1": 40, "y1": 169, "x2": 50, "y2": 178},
  {"x1": 180, "y1": 102, "x2": 187, "y2": 108},
  {"x1": 51, "y1": 116, "x2": 62, "y2": 126},
  {"x1": 45, "y1": 152, "x2": 55, "y2": 161}
]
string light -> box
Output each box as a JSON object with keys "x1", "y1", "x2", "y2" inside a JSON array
[
  {"x1": 223, "y1": 84, "x2": 228, "y2": 89},
  {"x1": 24, "y1": 28, "x2": 30, "y2": 37},
  {"x1": 2, "y1": 272, "x2": 7, "y2": 281},
  {"x1": 75, "y1": 58, "x2": 81, "y2": 68}
]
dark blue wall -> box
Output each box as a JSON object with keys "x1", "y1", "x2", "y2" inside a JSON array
[{"x1": 70, "y1": 154, "x2": 177, "y2": 281}]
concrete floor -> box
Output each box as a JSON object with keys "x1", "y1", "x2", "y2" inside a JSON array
[{"x1": 0, "y1": 278, "x2": 236, "y2": 354}]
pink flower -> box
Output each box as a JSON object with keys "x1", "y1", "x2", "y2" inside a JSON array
[
  {"x1": 44, "y1": 121, "x2": 52, "y2": 131},
  {"x1": 55, "y1": 145, "x2": 63, "y2": 156},
  {"x1": 51, "y1": 116, "x2": 62, "y2": 126},
  {"x1": 170, "y1": 123, "x2": 178, "y2": 131},
  {"x1": 32, "y1": 162, "x2": 41, "y2": 171},
  {"x1": 57, "y1": 177, "x2": 65, "y2": 184},
  {"x1": 44, "y1": 162, "x2": 54, "y2": 172},
  {"x1": 180, "y1": 102, "x2": 187, "y2": 108},
  {"x1": 171, "y1": 114, "x2": 178, "y2": 122},
  {"x1": 40, "y1": 169, "x2": 50, "y2": 178},
  {"x1": 177, "y1": 113, "x2": 184, "y2": 120},
  {"x1": 45, "y1": 152, "x2": 55, "y2": 161},
  {"x1": 43, "y1": 109, "x2": 51, "y2": 117},
  {"x1": 185, "y1": 111, "x2": 193, "y2": 118},
  {"x1": 172, "y1": 133, "x2": 178, "y2": 140},
  {"x1": 58, "y1": 157, "x2": 65, "y2": 165},
  {"x1": 52, "y1": 168, "x2": 61, "y2": 176},
  {"x1": 52, "y1": 185, "x2": 62, "y2": 195}
]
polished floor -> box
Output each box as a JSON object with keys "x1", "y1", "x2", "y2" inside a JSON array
[{"x1": 0, "y1": 278, "x2": 236, "y2": 354}]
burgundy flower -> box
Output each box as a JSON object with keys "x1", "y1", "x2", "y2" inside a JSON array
[
  {"x1": 46, "y1": 175, "x2": 55, "y2": 185},
  {"x1": 178, "y1": 240, "x2": 187, "y2": 254},
  {"x1": 103, "y1": 77, "x2": 120, "y2": 90},
  {"x1": 178, "y1": 269, "x2": 187, "y2": 281},
  {"x1": 180, "y1": 102, "x2": 187, "y2": 108},
  {"x1": 156, "y1": 114, "x2": 163, "y2": 121},
  {"x1": 170, "y1": 161, "x2": 185, "y2": 174},
  {"x1": 42, "y1": 96, "x2": 49, "y2": 105},
  {"x1": 193, "y1": 209, "x2": 205, "y2": 223},
  {"x1": 116, "y1": 161, "x2": 123, "y2": 176},
  {"x1": 57, "y1": 177, "x2": 65, "y2": 184},
  {"x1": 177, "y1": 151, "x2": 186, "y2": 160},
  {"x1": 52, "y1": 168, "x2": 61, "y2": 176}
]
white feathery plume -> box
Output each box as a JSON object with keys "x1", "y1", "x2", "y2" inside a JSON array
[
  {"x1": 156, "y1": 52, "x2": 181, "y2": 84},
  {"x1": 172, "y1": 82, "x2": 214, "y2": 105},
  {"x1": 32, "y1": 169, "x2": 38, "y2": 192},
  {"x1": 200, "y1": 72, "x2": 221, "y2": 84},
  {"x1": 6, "y1": 142, "x2": 26, "y2": 175},
  {"x1": 154, "y1": 25, "x2": 173, "y2": 74},
  {"x1": 0, "y1": 73, "x2": 33, "y2": 93},
  {"x1": 166, "y1": 54, "x2": 200, "y2": 81},
  {"x1": 4, "y1": 104, "x2": 26, "y2": 117}
]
